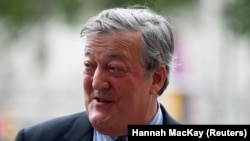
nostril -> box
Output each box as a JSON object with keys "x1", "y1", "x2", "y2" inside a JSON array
[{"x1": 95, "y1": 97, "x2": 100, "y2": 102}]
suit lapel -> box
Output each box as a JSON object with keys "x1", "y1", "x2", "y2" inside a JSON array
[
  {"x1": 64, "y1": 112, "x2": 94, "y2": 141},
  {"x1": 63, "y1": 105, "x2": 179, "y2": 141},
  {"x1": 160, "y1": 104, "x2": 180, "y2": 125}
]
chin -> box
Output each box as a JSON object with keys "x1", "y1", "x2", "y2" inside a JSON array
[
  {"x1": 91, "y1": 117, "x2": 111, "y2": 131},
  {"x1": 89, "y1": 111, "x2": 107, "y2": 123}
]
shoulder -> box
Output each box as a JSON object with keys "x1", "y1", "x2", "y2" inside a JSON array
[
  {"x1": 15, "y1": 112, "x2": 90, "y2": 141},
  {"x1": 27, "y1": 112, "x2": 87, "y2": 131}
]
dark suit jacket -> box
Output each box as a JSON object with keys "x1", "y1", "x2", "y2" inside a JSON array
[{"x1": 15, "y1": 104, "x2": 180, "y2": 141}]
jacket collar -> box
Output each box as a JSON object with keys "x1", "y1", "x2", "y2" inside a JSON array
[
  {"x1": 160, "y1": 104, "x2": 180, "y2": 125},
  {"x1": 63, "y1": 104, "x2": 179, "y2": 141},
  {"x1": 64, "y1": 112, "x2": 94, "y2": 141}
]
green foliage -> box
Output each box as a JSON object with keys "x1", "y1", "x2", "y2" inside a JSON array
[
  {"x1": 1, "y1": 0, "x2": 250, "y2": 38},
  {"x1": 0, "y1": 0, "x2": 31, "y2": 26},
  {"x1": 0, "y1": 0, "x2": 197, "y2": 28},
  {"x1": 0, "y1": 0, "x2": 198, "y2": 45},
  {"x1": 0, "y1": 0, "x2": 86, "y2": 26},
  {"x1": 224, "y1": 0, "x2": 250, "y2": 37},
  {"x1": 103, "y1": 0, "x2": 197, "y2": 13}
]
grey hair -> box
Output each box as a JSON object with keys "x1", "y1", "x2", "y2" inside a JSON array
[{"x1": 80, "y1": 6, "x2": 175, "y2": 96}]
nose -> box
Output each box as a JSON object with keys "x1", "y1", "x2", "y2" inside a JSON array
[{"x1": 92, "y1": 67, "x2": 109, "y2": 90}]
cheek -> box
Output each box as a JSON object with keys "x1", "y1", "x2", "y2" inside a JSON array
[
  {"x1": 83, "y1": 75, "x2": 93, "y2": 94},
  {"x1": 115, "y1": 79, "x2": 137, "y2": 99},
  {"x1": 113, "y1": 78, "x2": 128, "y2": 90}
]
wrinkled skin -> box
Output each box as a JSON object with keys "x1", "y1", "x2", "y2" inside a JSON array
[{"x1": 83, "y1": 31, "x2": 166, "y2": 136}]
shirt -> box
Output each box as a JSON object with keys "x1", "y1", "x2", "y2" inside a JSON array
[{"x1": 93, "y1": 102, "x2": 163, "y2": 141}]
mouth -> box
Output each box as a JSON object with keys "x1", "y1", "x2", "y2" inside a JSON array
[{"x1": 93, "y1": 97, "x2": 113, "y2": 103}]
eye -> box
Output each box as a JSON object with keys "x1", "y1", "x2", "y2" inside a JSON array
[
  {"x1": 109, "y1": 65, "x2": 118, "y2": 71},
  {"x1": 108, "y1": 64, "x2": 123, "y2": 72},
  {"x1": 83, "y1": 61, "x2": 95, "y2": 72},
  {"x1": 108, "y1": 64, "x2": 126, "y2": 77},
  {"x1": 84, "y1": 61, "x2": 91, "y2": 67}
]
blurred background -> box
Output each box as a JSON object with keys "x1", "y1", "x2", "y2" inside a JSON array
[{"x1": 0, "y1": 0, "x2": 250, "y2": 140}]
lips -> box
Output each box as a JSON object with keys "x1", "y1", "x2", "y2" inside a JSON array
[{"x1": 93, "y1": 96, "x2": 114, "y2": 103}]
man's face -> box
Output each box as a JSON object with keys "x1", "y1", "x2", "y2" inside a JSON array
[{"x1": 83, "y1": 31, "x2": 157, "y2": 136}]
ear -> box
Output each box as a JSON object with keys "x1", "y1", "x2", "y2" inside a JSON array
[{"x1": 149, "y1": 65, "x2": 167, "y2": 95}]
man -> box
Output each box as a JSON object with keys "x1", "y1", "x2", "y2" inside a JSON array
[{"x1": 15, "y1": 5, "x2": 180, "y2": 141}]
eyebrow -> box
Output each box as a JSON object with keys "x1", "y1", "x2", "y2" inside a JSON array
[
  {"x1": 106, "y1": 52, "x2": 126, "y2": 60},
  {"x1": 84, "y1": 50, "x2": 127, "y2": 61},
  {"x1": 84, "y1": 51, "x2": 92, "y2": 57}
]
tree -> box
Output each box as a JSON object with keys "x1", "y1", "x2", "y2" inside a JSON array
[{"x1": 224, "y1": 0, "x2": 250, "y2": 37}]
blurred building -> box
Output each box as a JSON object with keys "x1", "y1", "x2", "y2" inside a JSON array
[{"x1": 162, "y1": 0, "x2": 250, "y2": 124}]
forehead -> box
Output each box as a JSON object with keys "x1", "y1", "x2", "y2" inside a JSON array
[{"x1": 85, "y1": 31, "x2": 142, "y2": 57}]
